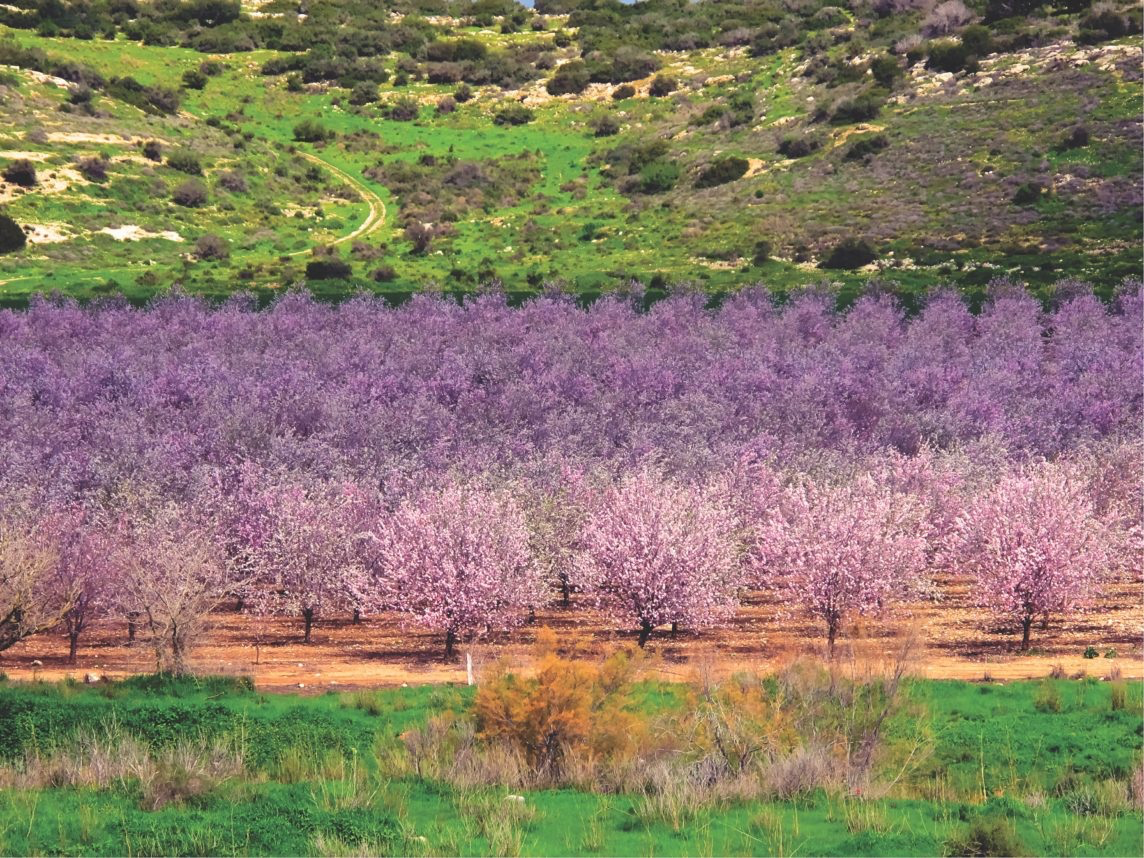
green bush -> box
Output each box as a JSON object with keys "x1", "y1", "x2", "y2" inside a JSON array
[
  {"x1": 181, "y1": 68, "x2": 207, "y2": 90},
  {"x1": 821, "y1": 237, "x2": 877, "y2": 269},
  {"x1": 777, "y1": 134, "x2": 820, "y2": 158},
  {"x1": 638, "y1": 161, "x2": 680, "y2": 194},
  {"x1": 306, "y1": 258, "x2": 352, "y2": 280},
  {"x1": 0, "y1": 212, "x2": 26, "y2": 253},
  {"x1": 927, "y1": 40, "x2": 977, "y2": 74},
  {"x1": 1012, "y1": 181, "x2": 1044, "y2": 205},
  {"x1": 2, "y1": 158, "x2": 36, "y2": 187},
  {"x1": 694, "y1": 156, "x2": 750, "y2": 189},
  {"x1": 829, "y1": 90, "x2": 885, "y2": 124},
  {"x1": 292, "y1": 119, "x2": 332, "y2": 142},
  {"x1": 649, "y1": 74, "x2": 677, "y2": 97},
  {"x1": 1033, "y1": 681, "x2": 1062, "y2": 713},
  {"x1": 171, "y1": 179, "x2": 208, "y2": 207},
  {"x1": 752, "y1": 239, "x2": 773, "y2": 266},
  {"x1": 944, "y1": 815, "x2": 1029, "y2": 857},
  {"x1": 493, "y1": 104, "x2": 535, "y2": 126},
  {"x1": 166, "y1": 149, "x2": 202, "y2": 175},
  {"x1": 1083, "y1": 646, "x2": 1099, "y2": 659},
  {"x1": 546, "y1": 60, "x2": 590, "y2": 95},
  {"x1": 844, "y1": 134, "x2": 889, "y2": 161},
  {"x1": 612, "y1": 83, "x2": 636, "y2": 100}
]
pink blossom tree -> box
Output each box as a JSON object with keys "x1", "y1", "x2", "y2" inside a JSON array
[
  {"x1": 38, "y1": 506, "x2": 116, "y2": 663},
  {"x1": 952, "y1": 465, "x2": 1110, "y2": 650},
  {"x1": 0, "y1": 513, "x2": 68, "y2": 652},
  {"x1": 574, "y1": 471, "x2": 740, "y2": 647},
  {"x1": 753, "y1": 476, "x2": 929, "y2": 656},
  {"x1": 244, "y1": 481, "x2": 371, "y2": 643},
  {"x1": 377, "y1": 483, "x2": 543, "y2": 657}
]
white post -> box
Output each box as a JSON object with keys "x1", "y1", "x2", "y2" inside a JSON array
[{"x1": 466, "y1": 651, "x2": 474, "y2": 686}]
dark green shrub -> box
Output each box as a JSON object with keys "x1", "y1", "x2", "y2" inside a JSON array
[
  {"x1": 349, "y1": 81, "x2": 378, "y2": 105},
  {"x1": 821, "y1": 237, "x2": 877, "y2": 269},
  {"x1": 453, "y1": 83, "x2": 474, "y2": 103},
  {"x1": 1056, "y1": 125, "x2": 1090, "y2": 151},
  {"x1": 592, "y1": 115, "x2": 620, "y2": 137},
  {"x1": 493, "y1": 104, "x2": 535, "y2": 126},
  {"x1": 171, "y1": 179, "x2": 208, "y2": 207},
  {"x1": 944, "y1": 815, "x2": 1029, "y2": 856},
  {"x1": 371, "y1": 265, "x2": 397, "y2": 282},
  {"x1": 306, "y1": 258, "x2": 352, "y2": 280},
  {"x1": 1083, "y1": 646, "x2": 1099, "y2": 659},
  {"x1": 285, "y1": 72, "x2": 303, "y2": 92},
  {"x1": 638, "y1": 161, "x2": 680, "y2": 194},
  {"x1": 76, "y1": 155, "x2": 109, "y2": 182},
  {"x1": 387, "y1": 97, "x2": 419, "y2": 121},
  {"x1": 844, "y1": 134, "x2": 889, "y2": 161},
  {"x1": 649, "y1": 74, "x2": 677, "y2": 97},
  {"x1": 142, "y1": 139, "x2": 163, "y2": 162},
  {"x1": 829, "y1": 91, "x2": 885, "y2": 124},
  {"x1": 0, "y1": 212, "x2": 26, "y2": 253},
  {"x1": 612, "y1": 84, "x2": 636, "y2": 100},
  {"x1": 166, "y1": 150, "x2": 202, "y2": 175},
  {"x1": 961, "y1": 24, "x2": 994, "y2": 57},
  {"x1": 546, "y1": 61, "x2": 590, "y2": 95},
  {"x1": 927, "y1": 40, "x2": 976, "y2": 73},
  {"x1": 181, "y1": 68, "x2": 207, "y2": 90},
  {"x1": 870, "y1": 53, "x2": 903, "y2": 88},
  {"x1": 292, "y1": 119, "x2": 331, "y2": 142},
  {"x1": 193, "y1": 233, "x2": 229, "y2": 261},
  {"x1": 1011, "y1": 181, "x2": 1044, "y2": 205},
  {"x1": 777, "y1": 135, "x2": 820, "y2": 158},
  {"x1": 752, "y1": 239, "x2": 773, "y2": 266},
  {"x1": 2, "y1": 159, "x2": 36, "y2": 187},
  {"x1": 1078, "y1": 8, "x2": 1129, "y2": 44},
  {"x1": 694, "y1": 156, "x2": 749, "y2": 188}
]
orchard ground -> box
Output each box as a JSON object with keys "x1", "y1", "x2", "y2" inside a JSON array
[{"x1": 3, "y1": 576, "x2": 1140, "y2": 691}]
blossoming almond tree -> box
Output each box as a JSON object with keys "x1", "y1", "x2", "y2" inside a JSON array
[
  {"x1": 574, "y1": 470, "x2": 740, "y2": 647},
  {"x1": 245, "y1": 481, "x2": 371, "y2": 643},
  {"x1": 952, "y1": 465, "x2": 1110, "y2": 650},
  {"x1": 378, "y1": 483, "x2": 543, "y2": 657},
  {"x1": 754, "y1": 475, "x2": 929, "y2": 656}
]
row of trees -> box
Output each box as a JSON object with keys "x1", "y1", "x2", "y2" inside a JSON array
[{"x1": 2, "y1": 445, "x2": 1134, "y2": 671}]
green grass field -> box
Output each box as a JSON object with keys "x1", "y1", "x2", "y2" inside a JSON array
[{"x1": 0, "y1": 673, "x2": 1139, "y2": 856}]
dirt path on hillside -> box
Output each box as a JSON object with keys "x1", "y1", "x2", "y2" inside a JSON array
[
  {"x1": 3, "y1": 579, "x2": 1140, "y2": 693},
  {"x1": 288, "y1": 151, "x2": 387, "y2": 256}
]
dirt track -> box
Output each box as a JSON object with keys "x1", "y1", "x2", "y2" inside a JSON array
[{"x1": 3, "y1": 577, "x2": 1140, "y2": 692}]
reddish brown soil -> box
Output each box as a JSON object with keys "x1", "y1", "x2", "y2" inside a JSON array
[{"x1": 3, "y1": 578, "x2": 1141, "y2": 692}]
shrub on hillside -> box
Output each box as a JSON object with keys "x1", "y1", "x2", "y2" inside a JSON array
[
  {"x1": 453, "y1": 83, "x2": 474, "y2": 103},
  {"x1": 1078, "y1": 6, "x2": 1131, "y2": 44},
  {"x1": 869, "y1": 53, "x2": 903, "y2": 88},
  {"x1": 2, "y1": 159, "x2": 37, "y2": 188},
  {"x1": 76, "y1": 155, "x2": 109, "y2": 182},
  {"x1": 493, "y1": 104, "x2": 534, "y2": 126},
  {"x1": 927, "y1": 39, "x2": 978, "y2": 73},
  {"x1": 829, "y1": 91, "x2": 885, "y2": 124},
  {"x1": 612, "y1": 84, "x2": 636, "y2": 100},
  {"x1": 592, "y1": 115, "x2": 620, "y2": 137},
  {"x1": 166, "y1": 150, "x2": 202, "y2": 175},
  {"x1": 752, "y1": 239, "x2": 773, "y2": 266},
  {"x1": 844, "y1": 134, "x2": 889, "y2": 160},
  {"x1": 371, "y1": 265, "x2": 397, "y2": 282},
  {"x1": 694, "y1": 156, "x2": 750, "y2": 189},
  {"x1": 649, "y1": 75, "x2": 677, "y2": 97},
  {"x1": 922, "y1": 0, "x2": 974, "y2": 37},
  {"x1": 0, "y1": 212, "x2": 26, "y2": 252},
  {"x1": 777, "y1": 134, "x2": 821, "y2": 158},
  {"x1": 349, "y1": 81, "x2": 378, "y2": 105},
  {"x1": 141, "y1": 140, "x2": 163, "y2": 162},
  {"x1": 293, "y1": 119, "x2": 332, "y2": 142},
  {"x1": 960, "y1": 24, "x2": 994, "y2": 57},
  {"x1": 305, "y1": 258, "x2": 352, "y2": 280},
  {"x1": 193, "y1": 233, "x2": 229, "y2": 261},
  {"x1": 181, "y1": 68, "x2": 207, "y2": 90},
  {"x1": 171, "y1": 179, "x2": 208, "y2": 207},
  {"x1": 821, "y1": 237, "x2": 877, "y2": 269},
  {"x1": 386, "y1": 97, "x2": 420, "y2": 121},
  {"x1": 944, "y1": 816, "x2": 1028, "y2": 857},
  {"x1": 638, "y1": 161, "x2": 680, "y2": 193},
  {"x1": 218, "y1": 170, "x2": 247, "y2": 192},
  {"x1": 436, "y1": 96, "x2": 457, "y2": 115},
  {"x1": 1012, "y1": 181, "x2": 1045, "y2": 205},
  {"x1": 546, "y1": 61, "x2": 590, "y2": 96},
  {"x1": 1056, "y1": 125, "x2": 1090, "y2": 151}
]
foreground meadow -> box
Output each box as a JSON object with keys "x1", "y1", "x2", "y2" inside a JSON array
[{"x1": 0, "y1": 655, "x2": 1141, "y2": 857}]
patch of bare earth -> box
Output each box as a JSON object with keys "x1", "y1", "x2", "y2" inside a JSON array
[{"x1": 2, "y1": 578, "x2": 1139, "y2": 693}]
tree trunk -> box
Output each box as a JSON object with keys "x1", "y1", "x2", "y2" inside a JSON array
[
  {"x1": 1021, "y1": 615, "x2": 1032, "y2": 651},
  {"x1": 303, "y1": 608, "x2": 314, "y2": 644},
  {"x1": 235, "y1": 594, "x2": 245, "y2": 612},
  {"x1": 671, "y1": 622, "x2": 679, "y2": 636},
  {"x1": 67, "y1": 630, "x2": 79, "y2": 664},
  {"x1": 127, "y1": 612, "x2": 138, "y2": 643},
  {"x1": 352, "y1": 608, "x2": 361, "y2": 625},
  {"x1": 637, "y1": 620, "x2": 653, "y2": 648},
  {"x1": 560, "y1": 574, "x2": 570, "y2": 607},
  {"x1": 445, "y1": 628, "x2": 457, "y2": 658},
  {"x1": 827, "y1": 617, "x2": 839, "y2": 658}
]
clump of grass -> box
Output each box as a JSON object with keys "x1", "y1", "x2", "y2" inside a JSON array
[
  {"x1": 1033, "y1": 681, "x2": 1062, "y2": 713},
  {"x1": 944, "y1": 815, "x2": 1028, "y2": 857}
]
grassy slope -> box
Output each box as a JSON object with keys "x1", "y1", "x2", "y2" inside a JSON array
[
  {"x1": 0, "y1": 20, "x2": 1139, "y2": 305},
  {"x1": 0, "y1": 675, "x2": 1140, "y2": 856}
]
